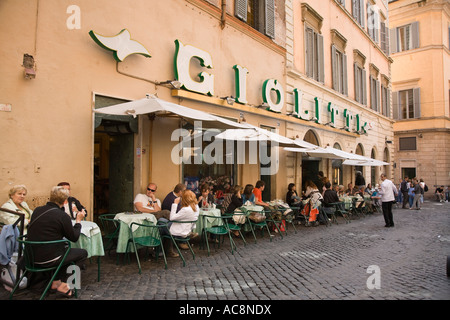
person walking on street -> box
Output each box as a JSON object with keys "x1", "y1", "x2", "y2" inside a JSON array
[
  {"x1": 411, "y1": 179, "x2": 423, "y2": 210},
  {"x1": 378, "y1": 173, "x2": 397, "y2": 227},
  {"x1": 400, "y1": 177, "x2": 409, "y2": 209}
]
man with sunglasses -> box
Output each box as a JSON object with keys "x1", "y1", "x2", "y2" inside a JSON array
[{"x1": 133, "y1": 183, "x2": 170, "y2": 220}]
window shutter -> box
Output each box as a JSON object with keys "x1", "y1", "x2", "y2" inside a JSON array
[
  {"x1": 264, "y1": 0, "x2": 275, "y2": 39},
  {"x1": 392, "y1": 91, "x2": 399, "y2": 119},
  {"x1": 385, "y1": 24, "x2": 390, "y2": 55},
  {"x1": 376, "y1": 80, "x2": 381, "y2": 112},
  {"x1": 380, "y1": 22, "x2": 386, "y2": 52},
  {"x1": 317, "y1": 33, "x2": 325, "y2": 83},
  {"x1": 390, "y1": 28, "x2": 398, "y2": 54},
  {"x1": 411, "y1": 21, "x2": 420, "y2": 49},
  {"x1": 352, "y1": 0, "x2": 358, "y2": 20},
  {"x1": 305, "y1": 28, "x2": 314, "y2": 78},
  {"x1": 354, "y1": 63, "x2": 360, "y2": 103},
  {"x1": 360, "y1": 0, "x2": 365, "y2": 28},
  {"x1": 370, "y1": 76, "x2": 374, "y2": 109},
  {"x1": 235, "y1": 0, "x2": 248, "y2": 22},
  {"x1": 362, "y1": 68, "x2": 367, "y2": 105},
  {"x1": 413, "y1": 87, "x2": 421, "y2": 118},
  {"x1": 387, "y1": 89, "x2": 391, "y2": 118},
  {"x1": 331, "y1": 45, "x2": 337, "y2": 90},
  {"x1": 343, "y1": 53, "x2": 348, "y2": 96}
]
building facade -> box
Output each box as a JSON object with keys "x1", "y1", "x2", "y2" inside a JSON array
[
  {"x1": 0, "y1": 0, "x2": 394, "y2": 221},
  {"x1": 285, "y1": 0, "x2": 394, "y2": 189},
  {"x1": 389, "y1": 0, "x2": 450, "y2": 192}
]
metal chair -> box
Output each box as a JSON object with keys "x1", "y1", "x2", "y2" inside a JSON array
[
  {"x1": 126, "y1": 222, "x2": 169, "y2": 273},
  {"x1": 200, "y1": 215, "x2": 236, "y2": 256},
  {"x1": 9, "y1": 235, "x2": 76, "y2": 300},
  {"x1": 98, "y1": 214, "x2": 120, "y2": 257},
  {"x1": 222, "y1": 212, "x2": 247, "y2": 246},
  {"x1": 240, "y1": 207, "x2": 272, "y2": 243},
  {"x1": 166, "y1": 220, "x2": 198, "y2": 263}
]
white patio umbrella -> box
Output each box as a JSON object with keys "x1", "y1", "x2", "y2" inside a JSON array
[
  {"x1": 214, "y1": 124, "x2": 299, "y2": 147},
  {"x1": 284, "y1": 147, "x2": 348, "y2": 159},
  {"x1": 94, "y1": 94, "x2": 249, "y2": 130}
]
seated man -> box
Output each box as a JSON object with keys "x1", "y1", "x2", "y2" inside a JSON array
[
  {"x1": 57, "y1": 182, "x2": 87, "y2": 220},
  {"x1": 134, "y1": 183, "x2": 170, "y2": 220},
  {"x1": 161, "y1": 183, "x2": 186, "y2": 211},
  {"x1": 435, "y1": 186, "x2": 445, "y2": 202},
  {"x1": 322, "y1": 182, "x2": 341, "y2": 214}
]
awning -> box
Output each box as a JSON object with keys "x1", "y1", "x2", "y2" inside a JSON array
[
  {"x1": 284, "y1": 147, "x2": 348, "y2": 159},
  {"x1": 214, "y1": 124, "x2": 300, "y2": 147},
  {"x1": 284, "y1": 146, "x2": 389, "y2": 166},
  {"x1": 94, "y1": 94, "x2": 249, "y2": 130}
]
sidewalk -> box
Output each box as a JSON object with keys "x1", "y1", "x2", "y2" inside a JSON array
[{"x1": 2, "y1": 200, "x2": 449, "y2": 301}]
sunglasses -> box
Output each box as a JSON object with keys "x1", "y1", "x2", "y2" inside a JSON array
[{"x1": 147, "y1": 188, "x2": 156, "y2": 192}]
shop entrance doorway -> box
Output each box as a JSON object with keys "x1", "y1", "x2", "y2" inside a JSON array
[{"x1": 93, "y1": 95, "x2": 137, "y2": 222}]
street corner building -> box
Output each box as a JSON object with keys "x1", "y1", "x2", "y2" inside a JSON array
[{"x1": 1, "y1": 0, "x2": 403, "y2": 222}]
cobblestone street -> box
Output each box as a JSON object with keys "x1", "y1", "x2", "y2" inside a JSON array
[{"x1": 2, "y1": 201, "x2": 449, "y2": 302}]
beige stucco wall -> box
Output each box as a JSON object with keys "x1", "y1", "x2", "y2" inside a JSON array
[{"x1": 0, "y1": 0, "x2": 288, "y2": 217}]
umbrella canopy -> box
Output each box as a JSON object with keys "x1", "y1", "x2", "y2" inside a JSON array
[
  {"x1": 342, "y1": 159, "x2": 390, "y2": 166},
  {"x1": 214, "y1": 124, "x2": 299, "y2": 147},
  {"x1": 284, "y1": 147, "x2": 348, "y2": 159},
  {"x1": 94, "y1": 94, "x2": 249, "y2": 130}
]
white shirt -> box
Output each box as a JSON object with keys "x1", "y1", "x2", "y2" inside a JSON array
[
  {"x1": 133, "y1": 193, "x2": 161, "y2": 211},
  {"x1": 379, "y1": 179, "x2": 397, "y2": 202},
  {"x1": 169, "y1": 203, "x2": 199, "y2": 237}
]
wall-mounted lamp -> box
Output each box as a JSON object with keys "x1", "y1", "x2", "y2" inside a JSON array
[
  {"x1": 157, "y1": 80, "x2": 182, "y2": 89},
  {"x1": 221, "y1": 96, "x2": 235, "y2": 105},
  {"x1": 385, "y1": 136, "x2": 393, "y2": 144},
  {"x1": 23, "y1": 54, "x2": 36, "y2": 80}
]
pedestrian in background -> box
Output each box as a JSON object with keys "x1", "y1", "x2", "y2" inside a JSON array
[
  {"x1": 411, "y1": 179, "x2": 423, "y2": 210},
  {"x1": 400, "y1": 177, "x2": 409, "y2": 209}
]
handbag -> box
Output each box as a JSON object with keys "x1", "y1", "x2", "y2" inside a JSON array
[
  {"x1": 248, "y1": 211, "x2": 266, "y2": 223},
  {"x1": 232, "y1": 209, "x2": 246, "y2": 224}
]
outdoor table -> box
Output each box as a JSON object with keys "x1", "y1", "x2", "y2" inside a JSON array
[
  {"x1": 71, "y1": 220, "x2": 104, "y2": 281},
  {"x1": 114, "y1": 212, "x2": 158, "y2": 253},
  {"x1": 339, "y1": 196, "x2": 354, "y2": 210},
  {"x1": 195, "y1": 208, "x2": 222, "y2": 233}
]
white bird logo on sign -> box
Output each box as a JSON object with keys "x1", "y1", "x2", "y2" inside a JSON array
[{"x1": 89, "y1": 29, "x2": 151, "y2": 62}]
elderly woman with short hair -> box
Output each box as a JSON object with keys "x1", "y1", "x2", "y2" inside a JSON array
[{"x1": 1, "y1": 184, "x2": 33, "y2": 229}]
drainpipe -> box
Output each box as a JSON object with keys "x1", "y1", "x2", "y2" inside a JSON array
[{"x1": 220, "y1": 0, "x2": 227, "y2": 29}]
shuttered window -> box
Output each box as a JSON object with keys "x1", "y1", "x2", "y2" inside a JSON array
[
  {"x1": 381, "y1": 85, "x2": 390, "y2": 117},
  {"x1": 367, "y1": 3, "x2": 380, "y2": 43},
  {"x1": 352, "y1": 0, "x2": 365, "y2": 28},
  {"x1": 305, "y1": 26, "x2": 324, "y2": 83},
  {"x1": 370, "y1": 76, "x2": 380, "y2": 112},
  {"x1": 234, "y1": 0, "x2": 275, "y2": 39},
  {"x1": 392, "y1": 88, "x2": 421, "y2": 120},
  {"x1": 354, "y1": 64, "x2": 367, "y2": 105},
  {"x1": 331, "y1": 45, "x2": 348, "y2": 95},
  {"x1": 390, "y1": 22, "x2": 419, "y2": 53},
  {"x1": 399, "y1": 137, "x2": 417, "y2": 151},
  {"x1": 380, "y1": 21, "x2": 390, "y2": 55}
]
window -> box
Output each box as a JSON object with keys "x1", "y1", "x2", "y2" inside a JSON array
[
  {"x1": 354, "y1": 63, "x2": 367, "y2": 105},
  {"x1": 380, "y1": 20, "x2": 390, "y2": 55},
  {"x1": 305, "y1": 26, "x2": 324, "y2": 83},
  {"x1": 399, "y1": 137, "x2": 417, "y2": 151},
  {"x1": 381, "y1": 85, "x2": 390, "y2": 117},
  {"x1": 331, "y1": 45, "x2": 348, "y2": 95},
  {"x1": 367, "y1": 3, "x2": 380, "y2": 43},
  {"x1": 235, "y1": 0, "x2": 275, "y2": 38},
  {"x1": 390, "y1": 22, "x2": 420, "y2": 53},
  {"x1": 352, "y1": 0, "x2": 365, "y2": 28},
  {"x1": 370, "y1": 75, "x2": 380, "y2": 112},
  {"x1": 392, "y1": 88, "x2": 421, "y2": 120}
]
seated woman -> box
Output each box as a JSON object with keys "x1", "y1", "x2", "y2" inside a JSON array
[
  {"x1": 26, "y1": 186, "x2": 87, "y2": 298},
  {"x1": 197, "y1": 184, "x2": 215, "y2": 209},
  {"x1": 285, "y1": 183, "x2": 301, "y2": 207},
  {"x1": 241, "y1": 184, "x2": 256, "y2": 205},
  {"x1": 1, "y1": 185, "x2": 33, "y2": 231},
  {"x1": 168, "y1": 190, "x2": 200, "y2": 250},
  {"x1": 225, "y1": 185, "x2": 243, "y2": 214}
]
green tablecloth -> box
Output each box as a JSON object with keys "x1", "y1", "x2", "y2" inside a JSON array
[
  {"x1": 70, "y1": 221, "x2": 105, "y2": 258},
  {"x1": 114, "y1": 212, "x2": 158, "y2": 253},
  {"x1": 195, "y1": 208, "x2": 222, "y2": 232}
]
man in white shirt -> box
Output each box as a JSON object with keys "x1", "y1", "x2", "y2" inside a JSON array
[
  {"x1": 378, "y1": 173, "x2": 397, "y2": 228},
  {"x1": 133, "y1": 183, "x2": 170, "y2": 220}
]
